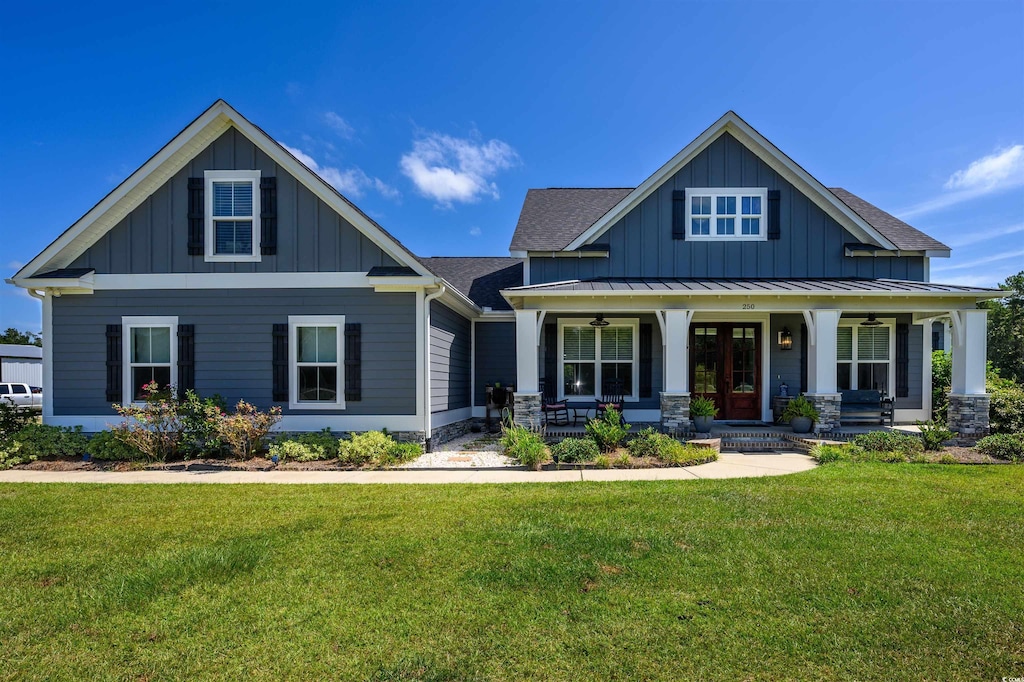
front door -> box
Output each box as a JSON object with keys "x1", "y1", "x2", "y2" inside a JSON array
[{"x1": 690, "y1": 323, "x2": 761, "y2": 421}]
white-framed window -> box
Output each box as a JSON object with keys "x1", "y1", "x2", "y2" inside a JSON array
[
  {"x1": 686, "y1": 188, "x2": 767, "y2": 241},
  {"x1": 837, "y1": 323, "x2": 895, "y2": 395},
  {"x1": 205, "y1": 170, "x2": 261, "y2": 262},
  {"x1": 288, "y1": 315, "x2": 345, "y2": 410},
  {"x1": 123, "y1": 316, "x2": 178, "y2": 402},
  {"x1": 558, "y1": 319, "x2": 639, "y2": 400}
]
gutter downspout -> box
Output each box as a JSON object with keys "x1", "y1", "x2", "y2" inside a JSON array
[{"x1": 422, "y1": 284, "x2": 446, "y2": 452}]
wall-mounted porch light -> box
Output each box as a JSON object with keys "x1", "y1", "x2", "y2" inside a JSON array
[
  {"x1": 778, "y1": 327, "x2": 793, "y2": 350},
  {"x1": 860, "y1": 313, "x2": 882, "y2": 327},
  {"x1": 589, "y1": 313, "x2": 610, "y2": 327}
]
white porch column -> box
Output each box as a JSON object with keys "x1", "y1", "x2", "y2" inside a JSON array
[
  {"x1": 802, "y1": 309, "x2": 842, "y2": 431},
  {"x1": 950, "y1": 309, "x2": 987, "y2": 395},
  {"x1": 662, "y1": 310, "x2": 692, "y2": 392},
  {"x1": 948, "y1": 309, "x2": 990, "y2": 435},
  {"x1": 514, "y1": 310, "x2": 540, "y2": 393}
]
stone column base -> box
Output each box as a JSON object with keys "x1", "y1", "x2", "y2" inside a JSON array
[
  {"x1": 805, "y1": 393, "x2": 842, "y2": 433},
  {"x1": 512, "y1": 392, "x2": 543, "y2": 430},
  {"x1": 947, "y1": 394, "x2": 990, "y2": 437},
  {"x1": 660, "y1": 392, "x2": 691, "y2": 434}
]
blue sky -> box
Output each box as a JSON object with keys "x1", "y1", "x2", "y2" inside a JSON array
[{"x1": 2, "y1": 0, "x2": 1022, "y2": 332}]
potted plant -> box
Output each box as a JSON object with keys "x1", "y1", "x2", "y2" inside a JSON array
[
  {"x1": 690, "y1": 396, "x2": 718, "y2": 432},
  {"x1": 781, "y1": 395, "x2": 819, "y2": 434}
]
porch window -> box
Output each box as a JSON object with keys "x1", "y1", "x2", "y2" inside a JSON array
[
  {"x1": 687, "y1": 188, "x2": 767, "y2": 241},
  {"x1": 559, "y1": 321, "x2": 638, "y2": 399},
  {"x1": 122, "y1": 316, "x2": 178, "y2": 401},
  {"x1": 837, "y1": 324, "x2": 893, "y2": 394},
  {"x1": 289, "y1": 315, "x2": 345, "y2": 409}
]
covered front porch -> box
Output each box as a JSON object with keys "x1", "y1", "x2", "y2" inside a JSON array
[{"x1": 500, "y1": 278, "x2": 1000, "y2": 436}]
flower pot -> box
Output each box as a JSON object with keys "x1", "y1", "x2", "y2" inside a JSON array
[
  {"x1": 491, "y1": 388, "x2": 507, "y2": 408},
  {"x1": 790, "y1": 416, "x2": 814, "y2": 434},
  {"x1": 692, "y1": 415, "x2": 714, "y2": 433}
]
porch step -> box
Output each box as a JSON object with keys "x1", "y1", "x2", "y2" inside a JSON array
[{"x1": 717, "y1": 432, "x2": 811, "y2": 453}]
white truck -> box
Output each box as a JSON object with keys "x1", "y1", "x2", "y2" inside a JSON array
[{"x1": 0, "y1": 383, "x2": 43, "y2": 413}]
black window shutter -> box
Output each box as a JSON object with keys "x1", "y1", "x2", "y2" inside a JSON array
[
  {"x1": 896, "y1": 323, "x2": 909, "y2": 398},
  {"x1": 260, "y1": 177, "x2": 278, "y2": 256},
  {"x1": 671, "y1": 189, "x2": 686, "y2": 240},
  {"x1": 187, "y1": 178, "x2": 204, "y2": 255},
  {"x1": 105, "y1": 324, "x2": 122, "y2": 403},
  {"x1": 177, "y1": 324, "x2": 195, "y2": 400},
  {"x1": 799, "y1": 323, "x2": 808, "y2": 393},
  {"x1": 272, "y1": 324, "x2": 289, "y2": 402},
  {"x1": 543, "y1": 323, "x2": 557, "y2": 399},
  {"x1": 345, "y1": 323, "x2": 361, "y2": 402},
  {"x1": 639, "y1": 323, "x2": 653, "y2": 398},
  {"x1": 767, "y1": 189, "x2": 781, "y2": 240}
]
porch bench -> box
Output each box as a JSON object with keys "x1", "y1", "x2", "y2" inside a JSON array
[{"x1": 839, "y1": 389, "x2": 894, "y2": 427}]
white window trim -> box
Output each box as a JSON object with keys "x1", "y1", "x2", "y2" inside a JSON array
[
  {"x1": 204, "y1": 170, "x2": 262, "y2": 263},
  {"x1": 122, "y1": 316, "x2": 178, "y2": 405},
  {"x1": 288, "y1": 315, "x2": 346, "y2": 411},
  {"x1": 557, "y1": 318, "x2": 640, "y2": 402},
  {"x1": 686, "y1": 187, "x2": 768, "y2": 242},
  {"x1": 837, "y1": 320, "x2": 896, "y2": 397}
]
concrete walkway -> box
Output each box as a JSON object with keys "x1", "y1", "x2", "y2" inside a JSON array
[{"x1": 0, "y1": 453, "x2": 816, "y2": 484}]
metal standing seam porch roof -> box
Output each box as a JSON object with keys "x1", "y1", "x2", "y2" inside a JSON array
[{"x1": 502, "y1": 277, "x2": 1003, "y2": 297}]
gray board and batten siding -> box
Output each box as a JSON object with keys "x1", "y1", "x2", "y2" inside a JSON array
[
  {"x1": 429, "y1": 301, "x2": 471, "y2": 413},
  {"x1": 69, "y1": 127, "x2": 399, "y2": 274},
  {"x1": 528, "y1": 132, "x2": 926, "y2": 285},
  {"x1": 51, "y1": 288, "x2": 416, "y2": 416},
  {"x1": 474, "y1": 322, "x2": 517, "y2": 407}
]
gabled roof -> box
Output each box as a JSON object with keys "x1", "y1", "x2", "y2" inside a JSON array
[
  {"x1": 13, "y1": 100, "x2": 433, "y2": 281},
  {"x1": 828, "y1": 188, "x2": 949, "y2": 252},
  {"x1": 559, "y1": 111, "x2": 918, "y2": 254},
  {"x1": 418, "y1": 257, "x2": 523, "y2": 310},
  {"x1": 509, "y1": 188, "x2": 632, "y2": 252}
]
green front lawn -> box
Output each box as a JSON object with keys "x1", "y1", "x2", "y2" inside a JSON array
[{"x1": 1, "y1": 465, "x2": 1022, "y2": 680}]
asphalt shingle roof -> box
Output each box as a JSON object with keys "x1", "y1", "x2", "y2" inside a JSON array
[
  {"x1": 419, "y1": 257, "x2": 523, "y2": 310},
  {"x1": 507, "y1": 187, "x2": 950, "y2": 253}
]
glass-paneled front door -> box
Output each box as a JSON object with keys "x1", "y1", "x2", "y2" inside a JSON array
[{"x1": 690, "y1": 323, "x2": 761, "y2": 421}]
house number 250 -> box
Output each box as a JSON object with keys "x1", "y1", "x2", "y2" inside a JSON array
[{"x1": 741, "y1": 303, "x2": 755, "y2": 310}]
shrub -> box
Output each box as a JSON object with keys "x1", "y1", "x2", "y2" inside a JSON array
[
  {"x1": 87, "y1": 430, "x2": 144, "y2": 461},
  {"x1": 932, "y1": 350, "x2": 951, "y2": 420},
  {"x1": 0, "y1": 424, "x2": 88, "y2": 469},
  {"x1": 585, "y1": 408, "x2": 630, "y2": 453},
  {"x1": 937, "y1": 453, "x2": 959, "y2": 465},
  {"x1": 217, "y1": 400, "x2": 282, "y2": 459},
  {"x1": 851, "y1": 431, "x2": 924, "y2": 457},
  {"x1": 178, "y1": 390, "x2": 227, "y2": 458},
  {"x1": 336, "y1": 430, "x2": 422, "y2": 467},
  {"x1": 594, "y1": 454, "x2": 612, "y2": 469},
  {"x1": 268, "y1": 429, "x2": 338, "y2": 463},
  {"x1": 988, "y1": 377, "x2": 1024, "y2": 435},
  {"x1": 916, "y1": 419, "x2": 956, "y2": 451},
  {"x1": 811, "y1": 443, "x2": 855, "y2": 464},
  {"x1": 111, "y1": 382, "x2": 186, "y2": 462},
  {"x1": 551, "y1": 437, "x2": 599, "y2": 464},
  {"x1": 626, "y1": 427, "x2": 663, "y2": 459},
  {"x1": 976, "y1": 433, "x2": 1024, "y2": 462},
  {"x1": 614, "y1": 452, "x2": 631, "y2": 468},
  {"x1": 500, "y1": 423, "x2": 548, "y2": 470},
  {"x1": 660, "y1": 441, "x2": 717, "y2": 467},
  {"x1": 0, "y1": 401, "x2": 33, "y2": 443}
]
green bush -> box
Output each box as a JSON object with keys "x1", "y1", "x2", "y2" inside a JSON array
[
  {"x1": 336, "y1": 430, "x2": 422, "y2": 467},
  {"x1": 988, "y1": 377, "x2": 1024, "y2": 435},
  {"x1": 937, "y1": 453, "x2": 959, "y2": 465},
  {"x1": 659, "y1": 441, "x2": 717, "y2": 467},
  {"x1": 626, "y1": 427, "x2": 664, "y2": 459},
  {"x1": 594, "y1": 454, "x2": 612, "y2": 469},
  {"x1": 269, "y1": 429, "x2": 339, "y2": 463},
  {"x1": 0, "y1": 401, "x2": 33, "y2": 443},
  {"x1": 812, "y1": 443, "x2": 857, "y2": 464},
  {"x1": 614, "y1": 453, "x2": 631, "y2": 468},
  {"x1": 87, "y1": 430, "x2": 144, "y2": 461},
  {"x1": 975, "y1": 433, "x2": 1024, "y2": 462},
  {"x1": 0, "y1": 424, "x2": 88, "y2": 469},
  {"x1": 585, "y1": 408, "x2": 630, "y2": 453},
  {"x1": 932, "y1": 350, "x2": 951, "y2": 420},
  {"x1": 550, "y1": 437, "x2": 599, "y2": 464},
  {"x1": 916, "y1": 419, "x2": 956, "y2": 451},
  {"x1": 851, "y1": 431, "x2": 924, "y2": 457},
  {"x1": 500, "y1": 423, "x2": 549, "y2": 470}
]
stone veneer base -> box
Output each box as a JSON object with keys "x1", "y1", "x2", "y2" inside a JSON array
[
  {"x1": 512, "y1": 392, "x2": 543, "y2": 430},
  {"x1": 804, "y1": 393, "x2": 842, "y2": 433},
  {"x1": 947, "y1": 394, "x2": 990, "y2": 437},
  {"x1": 660, "y1": 393, "x2": 691, "y2": 434}
]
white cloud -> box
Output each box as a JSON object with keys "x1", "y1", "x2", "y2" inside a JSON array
[
  {"x1": 400, "y1": 132, "x2": 519, "y2": 207},
  {"x1": 469, "y1": 226, "x2": 482, "y2": 237},
  {"x1": 899, "y1": 145, "x2": 1024, "y2": 219},
  {"x1": 943, "y1": 222, "x2": 1024, "y2": 248},
  {"x1": 931, "y1": 248, "x2": 1024, "y2": 272},
  {"x1": 323, "y1": 112, "x2": 355, "y2": 140},
  {"x1": 7, "y1": 260, "x2": 24, "y2": 271},
  {"x1": 280, "y1": 143, "x2": 398, "y2": 200}
]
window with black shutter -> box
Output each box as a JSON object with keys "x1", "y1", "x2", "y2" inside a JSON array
[
  {"x1": 344, "y1": 323, "x2": 361, "y2": 402},
  {"x1": 177, "y1": 324, "x2": 195, "y2": 400},
  {"x1": 105, "y1": 324, "x2": 122, "y2": 402},
  {"x1": 260, "y1": 177, "x2": 278, "y2": 255}
]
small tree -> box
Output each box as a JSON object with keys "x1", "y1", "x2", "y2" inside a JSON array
[{"x1": 0, "y1": 327, "x2": 41, "y2": 347}]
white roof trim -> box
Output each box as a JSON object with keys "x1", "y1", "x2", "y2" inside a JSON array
[
  {"x1": 564, "y1": 111, "x2": 898, "y2": 252},
  {"x1": 15, "y1": 100, "x2": 432, "y2": 280}
]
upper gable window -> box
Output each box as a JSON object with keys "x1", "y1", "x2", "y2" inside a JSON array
[
  {"x1": 686, "y1": 188, "x2": 767, "y2": 241},
  {"x1": 205, "y1": 170, "x2": 261, "y2": 262}
]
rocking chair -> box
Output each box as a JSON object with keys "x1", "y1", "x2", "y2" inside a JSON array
[
  {"x1": 595, "y1": 378, "x2": 625, "y2": 420},
  {"x1": 540, "y1": 379, "x2": 569, "y2": 426}
]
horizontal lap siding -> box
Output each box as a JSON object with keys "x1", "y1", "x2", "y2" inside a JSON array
[
  {"x1": 770, "y1": 314, "x2": 806, "y2": 395},
  {"x1": 69, "y1": 128, "x2": 398, "y2": 274},
  {"x1": 528, "y1": 132, "x2": 925, "y2": 284},
  {"x1": 474, "y1": 322, "x2": 516, "y2": 407},
  {"x1": 429, "y1": 302, "x2": 471, "y2": 413},
  {"x1": 52, "y1": 289, "x2": 416, "y2": 416}
]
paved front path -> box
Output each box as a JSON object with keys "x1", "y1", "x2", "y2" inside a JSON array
[{"x1": 0, "y1": 453, "x2": 815, "y2": 484}]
